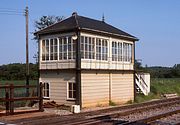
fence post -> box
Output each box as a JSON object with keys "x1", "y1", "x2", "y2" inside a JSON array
[
  {"x1": 5, "y1": 87, "x2": 9, "y2": 115},
  {"x1": 9, "y1": 84, "x2": 14, "y2": 115},
  {"x1": 39, "y1": 82, "x2": 44, "y2": 112}
]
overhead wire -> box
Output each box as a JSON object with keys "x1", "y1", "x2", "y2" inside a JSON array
[{"x1": 0, "y1": 8, "x2": 24, "y2": 16}]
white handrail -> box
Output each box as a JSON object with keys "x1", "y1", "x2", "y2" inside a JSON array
[{"x1": 135, "y1": 73, "x2": 149, "y2": 95}]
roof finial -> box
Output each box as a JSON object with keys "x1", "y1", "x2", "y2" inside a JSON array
[
  {"x1": 72, "y1": 12, "x2": 77, "y2": 16},
  {"x1": 102, "y1": 13, "x2": 105, "y2": 22}
]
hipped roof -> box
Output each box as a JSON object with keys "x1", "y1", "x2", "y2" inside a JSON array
[{"x1": 35, "y1": 12, "x2": 138, "y2": 41}]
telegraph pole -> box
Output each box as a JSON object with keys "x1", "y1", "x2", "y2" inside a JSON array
[{"x1": 25, "y1": 6, "x2": 29, "y2": 97}]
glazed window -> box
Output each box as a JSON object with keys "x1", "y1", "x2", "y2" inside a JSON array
[
  {"x1": 59, "y1": 36, "x2": 76, "y2": 60},
  {"x1": 96, "y1": 38, "x2": 108, "y2": 60},
  {"x1": 50, "y1": 38, "x2": 58, "y2": 60},
  {"x1": 123, "y1": 43, "x2": 132, "y2": 62},
  {"x1": 112, "y1": 41, "x2": 117, "y2": 61},
  {"x1": 41, "y1": 39, "x2": 50, "y2": 61},
  {"x1": 81, "y1": 36, "x2": 95, "y2": 59},
  {"x1": 43, "y1": 82, "x2": 49, "y2": 98},
  {"x1": 112, "y1": 41, "x2": 123, "y2": 61},
  {"x1": 67, "y1": 82, "x2": 76, "y2": 100},
  {"x1": 41, "y1": 40, "x2": 46, "y2": 61}
]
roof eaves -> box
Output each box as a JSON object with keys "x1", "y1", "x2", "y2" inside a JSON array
[
  {"x1": 34, "y1": 19, "x2": 64, "y2": 35},
  {"x1": 34, "y1": 28, "x2": 78, "y2": 36},
  {"x1": 81, "y1": 27, "x2": 139, "y2": 41}
]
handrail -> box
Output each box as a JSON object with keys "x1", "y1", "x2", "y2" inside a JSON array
[
  {"x1": 135, "y1": 73, "x2": 148, "y2": 88},
  {"x1": 0, "y1": 97, "x2": 39, "y2": 102},
  {"x1": 135, "y1": 73, "x2": 148, "y2": 95},
  {"x1": 0, "y1": 85, "x2": 37, "y2": 89}
]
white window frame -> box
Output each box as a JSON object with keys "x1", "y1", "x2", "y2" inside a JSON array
[
  {"x1": 43, "y1": 82, "x2": 50, "y2": 99},
  {"x1": 67, "y1": 82, "x2": 76, "y2": 100},
  {"x1": 41, "y1": 35, "x2": 76, "y2": 62},
  {"x1": 81, "y1": 36, "x2": 95, "y2": 60},
  {"x1": 123, "y1": 43, "x2": 132, "y2": 63}
]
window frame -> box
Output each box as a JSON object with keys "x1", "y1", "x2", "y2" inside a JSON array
[
  {"x1": 43, "y1": 82, "x2": 50, "y2": 99},
  {"x1": 81, "y1": 36, "x2": 95, "y2": 60},
  {"x1": 67, "y1": 82, "x2": 76, "y2": 100},
  {"x1": 41, "y1": 35, "x2": 76, "y2": 62}
]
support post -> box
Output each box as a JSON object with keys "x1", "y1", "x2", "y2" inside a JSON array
[
  {"x1": 75, "y1": 31, "x2": 81, "y2": 108},
  {"x1": 133, "y1": 42, "x2": 136, "y2": 101},
  {"x1": 25, "y1": 6, "x2": 29, "y2": 97},
  {"x1": 5, "y1": 87, "x2": 9, "y2": 115},
  {"x1": 9, "y1": 84, "x2": 14, "y2": 115},
  {"x1": 39, "y1": 82, "x2": 44, "y2": 112}
]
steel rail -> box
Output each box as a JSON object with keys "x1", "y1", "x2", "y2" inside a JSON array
[
  {"x1": 121, "y1": 109, "x2": 180, "y2": 125},
  {"x1": 48, "y1": 99, "x2": 180, "y2": 125},
  {"x1": 5, "y1": 97, "x2": 180, "y2": 125}
]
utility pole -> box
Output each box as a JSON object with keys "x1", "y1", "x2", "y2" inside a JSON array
[{"x1": 25, "y1": 6, "x2": 29, "y2": 97}]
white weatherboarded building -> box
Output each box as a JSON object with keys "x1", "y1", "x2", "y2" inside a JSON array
[{"x1": 35, "y1": 12, "x2": 139, "y2": 108}]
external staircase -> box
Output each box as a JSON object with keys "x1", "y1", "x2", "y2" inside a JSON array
[{"x1": 135, "y1": 73, "x2": 150, "y2": 95}]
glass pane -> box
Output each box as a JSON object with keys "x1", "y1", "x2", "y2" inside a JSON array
[
  {"x1": 46, "y1": 90, "x2": 49, "y2": 97},
  {"x1": 68, "y1": 52, "x2": 71, "y2": 59},
  {"x1": 42, "y1": 54, "x2": 45, "y2": 61},
  {"x1": 59, "y1": 53, "x2": 62, "y2": 60},
  {"x1": 69, "y1": 83, "x2": 72, "y2": 90},
  {"x1": 73, "y1": 52, "x2": 76, "y2": 59},
  {"x1": 73, "y1": 41, "x2": 76, "y2": 51},
  {"x1": 69, "y1": 91, "x2": 72, "y2": 98},
  {"x1": 54, "y1": 53, "x2": 58, "y2": 60},
  {"x1": 73, "y1": 83, "x2": 76, "y2": 90},
  {"x1": 50, "y1": 54, "x2": 53, "y2": 60},
  {"x1": 73, "y1": 91, "x2": 76, "y2": 98},
  {"x1": 46, "y1": 39, "x2": 49, "y2": 46}
]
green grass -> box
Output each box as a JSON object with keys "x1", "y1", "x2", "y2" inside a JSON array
[
  {"x1": 135, "y1": 78, "x2": 180, "y2": 103},
  {"x1": 109, "y1": 100, "x2": 116, "y2": 106}
]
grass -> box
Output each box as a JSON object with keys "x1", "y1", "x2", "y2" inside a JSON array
[
  {"x1": 135, "y1": 78, "x2": 180, "y2": 103},
  {"x1": 109, "y1": 100, "x2": 116, "y2": 106}
]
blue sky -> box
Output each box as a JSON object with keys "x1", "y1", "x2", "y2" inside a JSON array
[{"x1": 0, "y1": 0, "x2": 180, "y2": 66}]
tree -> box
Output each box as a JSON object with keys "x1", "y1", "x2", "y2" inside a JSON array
[
  {"x1": 135, "y1": 59, "x2": 143, "y2": 70},
  {"x1": 34, "y1": 15, "x2": 64, "y2": 31}
]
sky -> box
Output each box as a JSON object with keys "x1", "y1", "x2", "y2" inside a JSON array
[{"x1": 0, "y1": 0, "x2": 180, "y2": 67}]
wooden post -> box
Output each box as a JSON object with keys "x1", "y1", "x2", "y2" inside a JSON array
[
  {"x1": 75, "y1": 31, "x2": 82, "y2": 108},
  {"x1": 5, "y1": 87, "x2": 9, "y2": 115},
  {"x1": 39, "y1": 82, "x2": 44, "y2": 112},
  {"x1": 9, "y1": 84, "x2": 14, "y2": 115},
  {"x1": 25, "y1": 6, "x2": 30, "y2": 97}
]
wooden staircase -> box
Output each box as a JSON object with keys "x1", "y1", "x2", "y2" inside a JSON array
[{"x1": 135, "y1": 73, "x2": 150, "y2": 95}]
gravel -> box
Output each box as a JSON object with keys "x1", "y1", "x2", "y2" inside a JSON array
[
  {"x1": 44, "y1": 108, "x2": 72, "y2": 116},
  {"x1": 153, "y1": 113, "x2": 180, "y2": 125},
  {"x1": 112, "y1": 104, "x2": 180, "y2": 122}
]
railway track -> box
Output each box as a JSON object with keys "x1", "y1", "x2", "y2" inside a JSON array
[
  {"x1": 1, "y1": 97, "x2": 180, "y2": 125},
  {"x1": 121, "y1": 109, "x2": 180, "y2": 125}
]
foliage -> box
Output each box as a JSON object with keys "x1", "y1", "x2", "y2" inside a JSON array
[
  {"x1": 144, "y1": 64, "x2": 180, "y2": 78},
  {"x1": 135, "y1": 60, "x2": 180, "y2": 78},
  {"x1": 135, "y1": 78, "x2": 180, "y2": 103},
  {"x1": 35, "y1": 15, "x2": 64, "y2": 31},
  {"x1": 0, "y1": 63, "x2": 38, "y2": 80},
  {"x1": 109, "y1": 100, "x2": 116, "y2": 106},
  {"x1": 135, "y1": 59, "x2": 143, "y2": 70},
  {"x1": 126, "y1": 100, "x2": 133, "y2": 104}
]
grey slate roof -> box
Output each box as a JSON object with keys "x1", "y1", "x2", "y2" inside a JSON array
[{"x1": 35, "y1": 12, "x2": 138, "y2": 41}]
